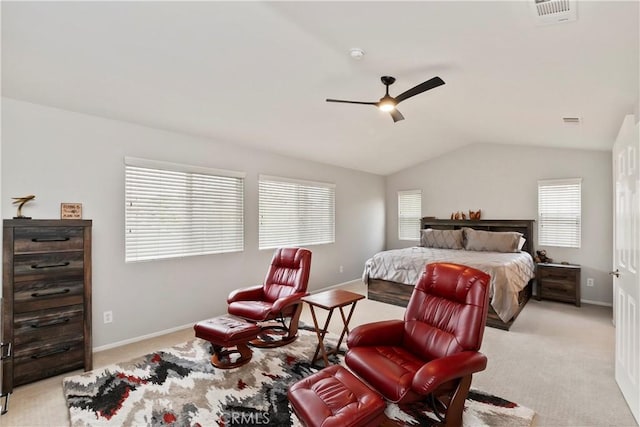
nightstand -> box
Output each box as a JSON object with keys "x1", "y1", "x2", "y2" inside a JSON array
[{"x1": 536, "y1": 263, "x2": 581, "y2": 307}]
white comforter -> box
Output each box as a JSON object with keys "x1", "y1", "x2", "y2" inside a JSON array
[{"x1": 363, "y1": 247, "x2": 536, "y2": 322}]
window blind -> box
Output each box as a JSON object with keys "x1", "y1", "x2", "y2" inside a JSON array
[
  {"x1": 398, "y1": 189, "x2": 422, "y2": 240},
  {"x1": 259, "y1": 175, "x2": 335, "y2": 250},
  {"x1": 538, "y1": 178, "x2": 582, "y2": 248},
  {"x1": 125, "y1": 157, "x2": 245, "y2": 262}
]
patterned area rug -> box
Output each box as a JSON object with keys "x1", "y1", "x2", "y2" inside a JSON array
[{"x1": 63, "y1": 330, "x2": 535, "y2": 426}]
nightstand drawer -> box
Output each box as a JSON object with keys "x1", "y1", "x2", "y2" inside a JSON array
[
  {"x1": 541, "y1": 283, "x2": 575, "y2": 301},
  {"x1": 539, "y1": 268, "x2": 578, "y2": 281}
]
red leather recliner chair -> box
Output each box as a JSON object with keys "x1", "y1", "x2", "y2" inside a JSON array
[
  {"x1": 228, "y1": 247, "x2": 311, "y2": 348},
  {"x1": 345, "y1": 262, "x2": 490, "y2": 426}
]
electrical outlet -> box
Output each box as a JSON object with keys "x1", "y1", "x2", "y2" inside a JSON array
[
  {"x1": 587, "y1": 278, "x2": 594, "y2": 287},
  {"x1": 339, "y1": 265, "x2": 344, "y2": 273},
  {"x1": 103, "y1": 311, "x2": 113, "y2": 324}
]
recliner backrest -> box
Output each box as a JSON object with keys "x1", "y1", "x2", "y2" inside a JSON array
[
  {"x1": 403, "y1": 263, "x2": 490, "y2": 361},
  {"x1": 263, "y1": 248, "x2": 312, "y2": 303}
]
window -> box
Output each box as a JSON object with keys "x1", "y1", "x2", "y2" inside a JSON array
[
  {"x1": 398, "y1": 189, "x2": 422, "y2": 241},
  {"x1": 538, "y1": 178, "x2": 582, "y2": 248},
  {"x1": 259, "y1": 175, "x2": 335, "y2": 249},
  {"x1": 125, "y1": 157, "x2": 245, "y2": 262}
]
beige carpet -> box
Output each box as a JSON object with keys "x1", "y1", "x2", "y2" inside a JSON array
[{"x1": 1, "y1": 281, "x2": 637, "y2": 426}]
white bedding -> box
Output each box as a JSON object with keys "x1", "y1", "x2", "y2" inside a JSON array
[{"x1": 362, "y1": 247, "x2": 536, "y2": 322}]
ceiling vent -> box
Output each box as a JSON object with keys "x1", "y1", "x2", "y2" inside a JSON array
[
  {"x1": 562, "y1": 117, "x2": 582, "y2": 124},
  {"x1": 532, "y1": 0, "x2": 577, "y2": 25}
]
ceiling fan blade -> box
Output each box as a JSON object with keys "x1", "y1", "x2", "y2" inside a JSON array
[
  {"x1": 326, "y1": 99, "x2": 378, "y2": 105},
  {"x1": 390, "y1": 109, "x2": 405, "y2": 123},
  {"x1": 395, "y1": 77, "x2": 445, "y2": 104}
]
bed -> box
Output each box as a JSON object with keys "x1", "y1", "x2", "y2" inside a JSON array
[{"x1": 364, "y1": 218, "x2": 536, "y2": 330}]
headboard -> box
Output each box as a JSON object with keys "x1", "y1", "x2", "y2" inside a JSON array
[{"x1": 420, "y1": 218, "x2": 535, "y2": 257}]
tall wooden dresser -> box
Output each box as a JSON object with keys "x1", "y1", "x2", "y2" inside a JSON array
[{"x1": 1, "y1": 219, "x2": 92, "y2": 413}]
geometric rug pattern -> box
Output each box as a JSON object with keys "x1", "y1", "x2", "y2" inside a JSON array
[{"x1": 63, "y1": 330, "x2": 535, "y2": 426}]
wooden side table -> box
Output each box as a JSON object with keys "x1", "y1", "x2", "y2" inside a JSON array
[
  {"x1": 302, "y1": 289, "x2": 365, "y2": 367},
  {"x1": 536, "y1": 263, "x2": 581, "y2": 307}
]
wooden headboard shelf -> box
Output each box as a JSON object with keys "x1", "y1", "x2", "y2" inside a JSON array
[{"x1": 420, "y1": 218, "x2": 535, "y2": 256}]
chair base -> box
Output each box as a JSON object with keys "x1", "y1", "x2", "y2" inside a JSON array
[
  {"x1": 194, "y1": 315, "x2": 262, "y2": 369},
  {"x1": 211, "y1": 343, "x2": 253, "y2": 369},
  {"x1": 428, "y1": 374, "x2": 472, "y2": 427},
  {"x1": 249, "y1": 325, "x2": 298, "y2": 348}
]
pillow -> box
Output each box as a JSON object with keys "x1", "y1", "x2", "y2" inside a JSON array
[
  {"x1": 518, "y1": 236, "x2": 526, "y2": 251},
  {"x1": 421, "y1": 228, "x2": 464, "y2": 250},
  {"x1": 463, "y1": 228, "x2": 523, "y2": 253}
]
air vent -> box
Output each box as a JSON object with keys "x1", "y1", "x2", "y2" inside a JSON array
[
  {"x1": 562, "y1": 117, "x2": 582, "y2": 124},
  {"x1": 532, "y1": 0, "x2": 577, "y2": 25}
]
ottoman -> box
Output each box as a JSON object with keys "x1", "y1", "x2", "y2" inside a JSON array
[
  {"x1": 194, "y1": 315, "x2": 262, "y2": 369},
  {"x1": 288, "y1": 365, "x2": 386, "y2": 427}
]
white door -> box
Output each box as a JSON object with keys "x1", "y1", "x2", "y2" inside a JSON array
[{"x1": 614, "y1": 114, "x2": 640, "y2": 424}]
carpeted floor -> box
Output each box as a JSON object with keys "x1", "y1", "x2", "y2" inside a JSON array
[{"x1": 62, "y1": 330, "x2": 535, "y2": 427}]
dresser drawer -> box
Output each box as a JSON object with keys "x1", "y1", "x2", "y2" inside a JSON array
[
  {"x1": 13, "y1": 251, "x2": 84, "y2": 282},
  {"x1": 13, "y1": 305, "x2": 84, "y2": 348},
  {"x1": 14, "y1": 278, "x2": 84, "y2": 312},
  {"x1": 13, "y1": 227, "x2": 84, "y2": 254},
  {"x1": 13, "y1": 337, "x2": 84, "y2": 386}
]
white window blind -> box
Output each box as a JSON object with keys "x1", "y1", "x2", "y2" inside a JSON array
[
  {"x1": 259, "y1": 175, "x2": 335, "y2": 250},
  {"x1": 125, "y1": 157, "x2": 245, "y2": 262},
  {"x1": 538, "y1": 178, "x2": 582, "y2": 248},
  {"x1": 398, "y1": 189, "x2": 422, "y2": 241}
]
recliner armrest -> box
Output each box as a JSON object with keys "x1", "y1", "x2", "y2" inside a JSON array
[
  {"x1": 347, "y1": 320, "x2": 404, "y2": 348},
  {"x1": 412, "y1": 351, "x2": 487, "y2": 395},
  {"x1": 227, "y1": 285, "x2": 265, "y2": 304},
  {"x1": 271, "y1": 292, "x2": 309, "y2": 312}
]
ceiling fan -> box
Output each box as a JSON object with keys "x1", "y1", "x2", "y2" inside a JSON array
[{"x1": 326, "y1": 76, "x2": 445, "y2": 123}]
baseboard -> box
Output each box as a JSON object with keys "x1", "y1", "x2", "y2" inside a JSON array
[
  {"x1": 581, "y1": 299, "x2": 613, "y2": 307},
  {"x1": 93, "y1": 322, "x2": 193, "y2": 353},
  {"x1": 532, "y1": 293, "x2": 613, "y2": 308},
  {"x1": 310, "y1": 278, "x2": 362, "y2": 293}
]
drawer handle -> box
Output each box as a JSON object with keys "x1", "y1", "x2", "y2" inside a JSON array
[
  {"x1": 31, "y1": 262, "x2": 70, "y2": 270},
  {"x1": 0, "y1": 342, "x2": 11, "y2": 360},
  {"x1": 31, "y1": 318, "x2": 70, "y2": 328},
  {"x1": 31, "y1": 237, "x2": 70, "y2": 242},
  {"x1": 31, "y1": 346, "x2": 71, "y2": 359},
  {"x1": 31, "y1": 288, "x2": 70, "y2": 298}
]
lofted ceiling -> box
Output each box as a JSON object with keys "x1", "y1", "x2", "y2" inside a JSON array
[{"x1": 2, "y1": 1, "x2": 638, "y2": 175}]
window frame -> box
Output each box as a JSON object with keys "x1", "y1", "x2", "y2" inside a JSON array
[
  {"x1": 398, "y1": 189, "x2": 422, "y2": 241},
  {"x1": 124, "y1": 157, "x2": 245, "y2": 262},
  {"x1": 537, "y1": 178, "x2": 582, "y2": 248},
  {"x1": 258, "y1": 174, "x2": 335, "y2": 250}
]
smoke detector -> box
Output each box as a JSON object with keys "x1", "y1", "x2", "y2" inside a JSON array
[
  {"x1": 349, "y1": 48, "x2": 365, "y2": 60},
  {"x1": 531, "y1": 0, "x2": 577, "y2": 26}
]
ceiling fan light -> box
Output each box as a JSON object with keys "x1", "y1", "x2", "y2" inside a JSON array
[{"x1": 379, "y1": 102, "x2": 395, "y2": 112}]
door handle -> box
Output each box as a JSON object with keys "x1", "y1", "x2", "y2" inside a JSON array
[{"x1": 610, "y1": 269, "x2": 621, "y2": 278}]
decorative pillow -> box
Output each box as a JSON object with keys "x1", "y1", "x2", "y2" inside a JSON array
[
  {"x1": 463, "y1": 228, "x2": 523, "y2": 253},
  {"x1": 518, "y1": 236, "x2": 526, "y2": 251},
  {"x1": 421, "y1": 228, "x2": 464, "y2": 250}
]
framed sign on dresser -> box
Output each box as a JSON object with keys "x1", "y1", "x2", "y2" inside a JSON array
[{"x1": 1, "y1": 219, "x2": 92, "y2": 414}]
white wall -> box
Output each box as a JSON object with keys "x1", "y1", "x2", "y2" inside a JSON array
[
  {"x1": 386, "y1": 143, "x2": 613, "y2": 305},
  {"x1": 1, "y1": 97, "x2": 386, "y2": 348}
]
